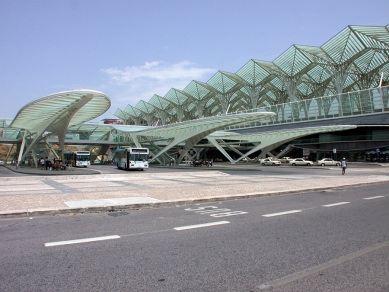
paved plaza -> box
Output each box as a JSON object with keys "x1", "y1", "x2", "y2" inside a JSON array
[{"x1": 1, "y1": 162, "x2": 389, "y2": 218}]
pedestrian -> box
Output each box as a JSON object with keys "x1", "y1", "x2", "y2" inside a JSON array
[
  {"x1": 341, "y1": 158, "x2": 347, "y2": 175},
  {"x1": 15, "y1": 159, "x2": 18, "y2": 169}
]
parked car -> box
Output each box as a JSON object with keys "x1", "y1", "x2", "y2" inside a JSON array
[
  {"x1": 259, "y1": 157, "x2": 276, "y2": 163},
  {"x1": 261, "y1": 158, "x2": 281, "y2": 166},
  {"x1": 317, "y1": 158, "x2": 340, "y2": 166},
  {"x1": 0, "y1": 160, "x2": 4, "y2": 165},
  {"x1": 279, "y1": 157, "x2": 292, "y2": 163},
  {"x1": 290, "y1": 158, "x2": 314, "y2": 166}
]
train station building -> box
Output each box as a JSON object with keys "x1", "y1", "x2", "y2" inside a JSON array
[{"x1": 1, "y1": 24, "x2": 389, "y2": 166}]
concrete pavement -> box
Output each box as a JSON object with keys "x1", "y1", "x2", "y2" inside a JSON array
[{"x1": 1, "y1": 162, "x2": 388, "y2": 219}]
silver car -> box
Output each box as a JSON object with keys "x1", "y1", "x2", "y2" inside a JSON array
[{"x1": 317, "y1": 158, "x2": 340, "y2": 166}]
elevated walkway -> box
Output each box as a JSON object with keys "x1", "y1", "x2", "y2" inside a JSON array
[{"x1": 227, "y1": 86, "x2": 389, "y2": 133}]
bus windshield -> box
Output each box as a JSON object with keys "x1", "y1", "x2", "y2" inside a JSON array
[
  {"x1": 129, "y1": 153, "x2": 148, "y2": 161},
  {"x1": 77, "y1": 154, "x2": 90, "y2": 161}
]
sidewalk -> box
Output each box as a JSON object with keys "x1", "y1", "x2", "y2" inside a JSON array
[{"x1": 1, "y1": 162, "x2": 388, "y2": 219}]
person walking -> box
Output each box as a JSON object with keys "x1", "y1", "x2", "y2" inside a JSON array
[{"x1": 341, "y1": 158, "x2": 347, "y2": 175}]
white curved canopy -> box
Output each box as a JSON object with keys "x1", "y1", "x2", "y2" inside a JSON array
[{"x1": 10, "y1": 90, "x2": 110, "y2": 131}]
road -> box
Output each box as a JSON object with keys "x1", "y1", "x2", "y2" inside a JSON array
[{"x1": 1, "y1": 182, "x2": 388, "y2": 291}]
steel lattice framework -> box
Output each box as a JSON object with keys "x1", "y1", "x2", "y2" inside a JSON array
[{"x1": 115, "y1": 24, "x2": 389, "y2": 126}]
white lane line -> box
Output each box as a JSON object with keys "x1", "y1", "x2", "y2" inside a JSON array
[
  {"x1": 323, "y1": 202, "x2": 350, "y2": 207},
  {"x1": 174, "y1": 221, "x2": 230, "y2": 231},
  {"x1": 45, "y1": 235, "x2": 121, "y2": 247},
  {"x1": 258, "y1": 241, "x2": 389, "y2": 289},
  {"x1": 262, "y1": 210, "x2": 302, "y2": 217},
  {"x1": 363, "y1": 196, "x2": 385, "y2": 200}
]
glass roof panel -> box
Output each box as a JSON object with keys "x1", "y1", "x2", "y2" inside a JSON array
[
  {"x1": 236, "y1": 59, "x2": 270, "y2": 86},
  {"x1": 148, "y1": 94, "x2": 171, "y2": 110},
  {"x1": 135, "y1": 100, "x2": 156, "y2": 114},
  {"x1": 305, "y1": 64, "x2": 332, "y2": 84},
  {"x1": 353, "y1": 50, "x2": 388, "y2": 73},
  {"x1": 183, "y1": 80, "x2": 215, "y2": 102},
  {"x1": 274, "y1": 45, "x2": 312, "y2": 76},
  {"x1": 207, "y1": 71, "x2": 241, "y2": 94},
  {"x1": 114, "y1": 108, "x2": 132, "y2": 120},
  {"x1": 351, "y1": 25, "x2": 389, "y2": 50},
  {"x1": 295, "y1": 46, "x2": 329, "y2": 65},
  {"x1": 163, "y1": 88, "x2": 189, "y2": 105},
  {"x1": 124, "y1": 105, "x2": 142, "y2": 117},
  {"x1": 322, "y1": 26, "x2": 367, "y2": 64}
]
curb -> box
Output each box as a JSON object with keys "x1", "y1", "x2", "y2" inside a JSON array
[
  {"x1": 1, "y1": 164, "x2": 100, "y2": 176},
  {"x1": 0, "y1": 181, "x2": 382, "y2": 219}
]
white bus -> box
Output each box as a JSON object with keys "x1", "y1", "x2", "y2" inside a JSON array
[
  {"x1": 64, "y1": 151, "x2": 91, "y2": 167},
  {"x1": 114, "y1": 148, "x2": 149, "y2": 170}
]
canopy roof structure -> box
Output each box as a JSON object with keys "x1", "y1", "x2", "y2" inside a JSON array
[
  {"x1": 10, "y1": 90, "x2": 111, "y2": 130},
  {"x1": 115, "y1": 24, "x2": 389, "y2": 126},
  {"x1": 207, "y1": 125, "x2": 357, "y2": 164},
  {"x1": 65, "y1": 116, "x2": 358, "y2": 164},
  {"x1": 7, "y1": 90, "x2": 111, "y2": 164},
  {"x1": 74, "y1": 111, "x2": 278, "y2": 163}
]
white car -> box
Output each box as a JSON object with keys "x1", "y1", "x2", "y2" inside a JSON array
[
  {"x1": 0, "y1": 160, "x2": 4, "y2": 165},
  {"x1": 317, "y1": 158, "x2": 340, "y2": 166},
  {"x1": 290, "y1": 158, "x2": 314, "y2": 166},
  {"x1": 261, "y1": 158, "x2": 281, "y2": 166}
]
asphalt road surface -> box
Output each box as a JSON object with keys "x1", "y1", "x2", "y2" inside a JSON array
[{"x1": 1, "y1": 182, "x2": 388, "y2": 291}]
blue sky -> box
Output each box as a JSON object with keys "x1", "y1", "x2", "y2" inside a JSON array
[{"x1": 1, "y1": 0, "x2": 388, "y2": 121}]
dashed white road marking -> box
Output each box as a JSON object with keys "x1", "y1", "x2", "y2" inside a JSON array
[
  {"x1": 45, "y1": 235, "x2": 121, "y2": 247},
  {"x1": 323, "y1": 202, "x2": 350, "y2": 207},
  {"x1": 174, "y1": 221, "x2": 230, "y2": 231},
  {"x1": 262, "y1": 210, "x2": 302, "y2": 217},
  {"x1": 363, "y1": 196, "x2": 385, "y2": 200}
]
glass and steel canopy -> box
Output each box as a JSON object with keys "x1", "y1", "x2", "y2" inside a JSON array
[
  {"x1": 10, "y1": 90, "x2": 110, "y2": 130},
  {"x1": 115, "y1": 24, "x2": 389, "y2": 126}
]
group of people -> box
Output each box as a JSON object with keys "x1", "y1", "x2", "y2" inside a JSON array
[
  {"x1": 11, "y1": 156, "x2": 76, "y2": 171},
  {"x1": 38, "y1": 157, "x2": 72, "y2": 171},
  {"x1": 191, "y1": 159, "x2": 213, "y2": 167}
]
